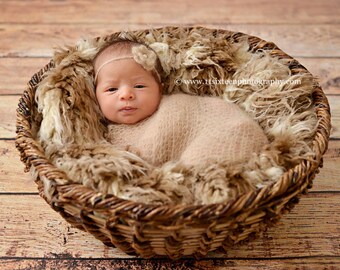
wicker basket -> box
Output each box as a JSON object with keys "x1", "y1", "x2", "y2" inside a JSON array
[{"x1": 15, "y1": 26, "x2": 331, "y2": 259}]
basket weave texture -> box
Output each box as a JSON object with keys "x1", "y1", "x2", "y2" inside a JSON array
[{"x1": 15, "y1": 26, "x2": 331, "y2": 259}]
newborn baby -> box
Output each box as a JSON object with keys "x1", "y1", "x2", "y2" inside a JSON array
[
  {"x1": 94, "y1": 40, "x2": 268, "y2": 169},
  {"x1": 94, "y1": 39, "x2": 163, "y2": 125}
]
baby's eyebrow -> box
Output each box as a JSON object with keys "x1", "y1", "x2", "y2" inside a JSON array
[
  {"x1": 98, "y1": 80, "x2": 118, "y2": 89},
  {"x1": 131, "y1": 75, "x2": 145, "y2": 80},
  {"x1": 104, "y1": 79, "x2": 119, "y2": 84}
]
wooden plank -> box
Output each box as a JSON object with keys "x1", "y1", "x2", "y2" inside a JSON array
[
  {"x1": 0, "y1": 24, "x2": 132, "y2": 58},
  {"x1": 329, "y1": 97, "x2": 340, "y2": 139},
  {"x1": 0, "y1": 140, "x2": 31, "y2": 193},
  {"x1": 230, "y1": 24, "x2": 340, "y2": 58},
  {"x1": 0, "y1": 58, "x2": 49, "y2": 95},
  {"x1": 0, "y1": 195, "x2": 130, "y2": 259},
  {"x1": 0, "y1": 96, "x2": 19, "y2": 139},
  {"x1": 1, "y1": 257, "x2": 339, "y2": 269},
  {"x1": 1, "y1": 139, "x2": 339, "y2": 193},
  {"x1": 0, "y1": 24, "x2": 339, "y2": 58},
  {"x1": 296, "y1": 58, "x2": 340, "y2": 95},
  {"x1": 0, "y1": 194, "x2": 339, "y2": 259},
  {"x1": 1, "y1": 57, "x2": 340, "y2": 95},
  {"x1": 1, "y1": 0, "x2": 339, "y2": 24},
  {"x1": 316, "y1": 140, "x2": 340, "y2": 192},
  {"x1": 2, "y1": 95, "x2": 339, "y2": 139}
]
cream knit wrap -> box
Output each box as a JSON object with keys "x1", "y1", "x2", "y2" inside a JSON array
[{"x1": 106, "y1": 93, "x2": 268, "y2": 169}]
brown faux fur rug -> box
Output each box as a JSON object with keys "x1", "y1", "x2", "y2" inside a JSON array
[{"x1": 33, "y1": 26, "x2": 318, "y2": 205}]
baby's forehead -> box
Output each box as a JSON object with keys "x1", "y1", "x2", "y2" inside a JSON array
[{"x1": 94, "y1": 45, "x2": 133, "y2": 70}]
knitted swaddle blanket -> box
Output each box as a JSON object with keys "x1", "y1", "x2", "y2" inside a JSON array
[{"x1": 106, "y1": 93, "x2": 268, "y2": 169}]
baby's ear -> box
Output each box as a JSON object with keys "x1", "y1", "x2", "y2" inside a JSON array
[{"x1": 160, "y1": 83, "x2": 164, "y2": 92}]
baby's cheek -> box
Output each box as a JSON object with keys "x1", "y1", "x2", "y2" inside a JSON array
[
  {"x1": 98, "y1": 98, "x2": 112, "y2": 117},
  {"x1": 102, "y1": 102, "x2": 113, "y2": 114}
]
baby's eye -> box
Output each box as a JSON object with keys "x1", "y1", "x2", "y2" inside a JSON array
[
  {"x1": 135, "y1": 84, "x2": 145, "y2": 89},
  {"x1": 107, "y1": 87, "x2": 118, "y2": 92}
]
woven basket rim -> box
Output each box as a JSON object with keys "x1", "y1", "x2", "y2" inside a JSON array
[{"x1": 15, "y1": 25, "x2": 331, "y2": 227}]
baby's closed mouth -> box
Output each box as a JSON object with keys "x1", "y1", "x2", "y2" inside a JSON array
[{"x1": 119, "y1": 106, "x2": 137, "y2": 112}]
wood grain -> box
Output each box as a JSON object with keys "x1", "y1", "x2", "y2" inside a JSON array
[
  {"x1": 1, "y1": 0, "x2": 339, "y2": 267},
  {"x1": 296, "y1": 58, "x2": 340, "y2": 95},
  {"x1": 0, "y1": 58, "x2": 49, "y2": 95},
  {"x1": 1, "y1": 57, "x2": 339, "y2": 95},
  {"x1": 0, "y1": 140, "x2": 29, "y2": 193},
  {"x1": 1, "y1": 257, "x2": 339, "y2": 270},
  {"x1": 0, "y1": 96, "x2": 19, "y2": 139},
  {"x1": 0, "y1": 24, "x2": 339, "y2": 58},
  {"x1": 1, "y1": 0, "x2": 339, "y2": 24},
  {"x1": 329, "y1": 97, "x2": 340, "y2": 139},
  {"x1": 2, "y1": 139, "x2": 340, "y2": 193},
  {"x1": 0, "y1": 194, "x2": 339, "y2": 259}
]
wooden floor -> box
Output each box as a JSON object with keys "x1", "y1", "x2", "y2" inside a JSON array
[{"x1": 1, "y1": 0, "x2": 339, "y2": 269}]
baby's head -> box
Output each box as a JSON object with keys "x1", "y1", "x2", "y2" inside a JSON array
[{"x1": 93, "y1": 40, "x2": 163, "y2": 125}]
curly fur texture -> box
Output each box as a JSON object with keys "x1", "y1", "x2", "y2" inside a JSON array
[{"x1": 34, "y1": 26, "x2": 318, "y2": 205}]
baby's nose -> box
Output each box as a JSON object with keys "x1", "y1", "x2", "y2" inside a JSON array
[{"x1": 119, "y1": 87, "x2": 135, "y2": 100}]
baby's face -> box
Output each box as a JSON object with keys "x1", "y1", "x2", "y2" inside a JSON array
[{"x1": 95, "y1": 55, "x2": 162, "y2": 125}]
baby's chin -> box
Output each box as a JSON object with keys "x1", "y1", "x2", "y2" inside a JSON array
[
  {"x1": 112, "y1": 116, "x2": 145, "y2": 125},
  {"x1": 109, "y1": 109, "x2": 157, "y2": 125}
]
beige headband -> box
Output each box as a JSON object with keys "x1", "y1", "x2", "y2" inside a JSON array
[
  {"x1": 94, "y1": 56, "x2": 133, "y2": 83},
  {"x1": 94, "y1": 44, "x2": 161, "y2": 83}
]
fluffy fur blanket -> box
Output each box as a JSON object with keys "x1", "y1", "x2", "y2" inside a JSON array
[{"x1": 33, "y1": 27, "x2": 318, "y2": 205}]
